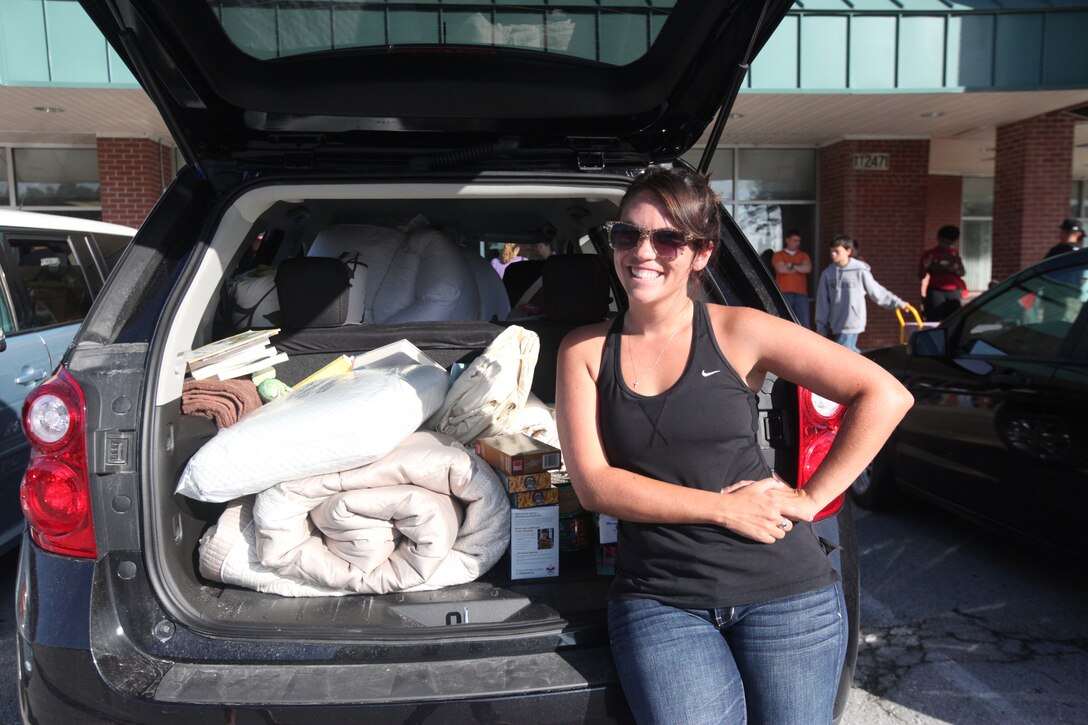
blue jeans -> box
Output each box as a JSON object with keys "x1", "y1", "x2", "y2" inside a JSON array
[
  {"x1": 833, "y1": 332, "x2": 860, "y2": 352},
  {"x1": 608, "y1": 582, "x2": 847, "y2": 725},
  {"x1": 782, "y1": 292, "x2": 810, "y2": 329}
]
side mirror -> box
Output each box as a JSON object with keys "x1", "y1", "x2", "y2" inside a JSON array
[
  {"x1": 909, "y1": 327, "x2": 947, "y2": 358},
  {"x1": 0, "y1": 329, "x2": 6, "y2": 353}
]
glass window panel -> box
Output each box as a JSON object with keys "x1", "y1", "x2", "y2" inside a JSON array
[
  {"x1": 681, "y1": 148, "x2": 734, "y2": 201},
  {"x1": 280, "y1": 8, "x2": 332, "y2": 55},
  {"x1": 0, "y1": 149, "x2": 8, "y2": 204},
  {"x1": 737, "y1": 149, "x2": 815, "y2": 201},
  {"x1": 333, "y1": 8, "x2": 385, "y2": 47},
  {"x1": 221, "y1": 6, "x2": 278, "y2": 59},
  {"x1": 961, "y1": 219, "x2": 993, "y2": 292},
  {"x1": 962, "y1": 177, "x2": 994, "y2": 217},
  {"x1": 0, "y1": 286, "x2": 14, "y2": 335},
  {"x1": 734, "y1": 203, "x2": 817, "y2": 263},
  {"x1": 207, "y1": 1, "x2": 664, "y2": 65},
  {"x1": 1071, "y1": 180, "x2": 1086, "y2": 220},
  {"x1": 11, "y1": 238, "x2": 94, "y2": 328},
  {"x1": 955, "y1": 261, "x2": 1087, "y2": 359},
  {"x1": 389, "y1": 10, "x2": 439, "y2": 44},
  {"x1": 13, "y1": 149, "x2": 100, "y2": 208}
]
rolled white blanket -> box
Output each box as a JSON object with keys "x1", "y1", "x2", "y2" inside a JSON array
[{"x1": 198, "y1": 431, "x2": 509, "y2": 596}]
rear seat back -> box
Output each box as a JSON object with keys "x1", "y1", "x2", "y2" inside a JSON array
[{"x1": 513, "y1": 253, "x2": 613, "y2": 403}]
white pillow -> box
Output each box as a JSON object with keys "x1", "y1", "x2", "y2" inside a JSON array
[{"x1": 176, "y1": 364, "x2": 449, "y2": 502}]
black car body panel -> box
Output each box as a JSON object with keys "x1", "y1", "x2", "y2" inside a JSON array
[
  {"x1": 862, "y1": 249, "x2": 1088, "y2": 557},
  {"x1": 18, "y1": 2, "x2": 859, "y2": 721}
]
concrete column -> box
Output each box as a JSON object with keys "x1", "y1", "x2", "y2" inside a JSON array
[
  {"x1": 992, "y1": 111, "x2": 1076, "y2": 281},
  {"x1": 96, "y1": 137, "x2": 174, "y2": 228},
  {"x1": 818, "y1": 139, "x2": 929, "y2": 348}
]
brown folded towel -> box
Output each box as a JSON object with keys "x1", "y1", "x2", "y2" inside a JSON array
[{"x1": 182, "y1": 378, "x2": 262, "y2": 429}]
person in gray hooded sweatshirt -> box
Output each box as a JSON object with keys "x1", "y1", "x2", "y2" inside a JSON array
[{"x1": 815, "y1": 234, "x2": 910, "y2": 352}]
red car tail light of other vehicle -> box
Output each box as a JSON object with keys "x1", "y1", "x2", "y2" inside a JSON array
[{"x1": 798, "y1": 387, "x2": 846, "y2": 521}]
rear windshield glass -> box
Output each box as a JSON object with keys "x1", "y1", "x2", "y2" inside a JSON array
[{"x1": 207, "y1": 0, "x2": 673, "y2": 65}]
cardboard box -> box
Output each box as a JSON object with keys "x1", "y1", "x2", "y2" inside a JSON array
[
  {"x1": 510, "y1": 505, "x2": 559, "y2": 580},
  {"x1": 596, "y1": 543, "x2": 617, "y2": 576},
  {"x1": 474, "y1": 434, "x2": 562, "y2": 475},
  {"x1": 595, "y1": 514, "x2": 618, "y2": 575},
  {"x1": 509, "y1": 488, "x2": 560, "y2": 509},
  {"x1": 597, "y1": 513, "x2": 619, "y2": 544},
  {"x1": 498, "y1": 470, "x2": 552, "y2": 493}
]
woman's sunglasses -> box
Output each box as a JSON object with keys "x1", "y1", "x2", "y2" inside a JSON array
[{"x1": 604, "y1": 221, "x2": 697, "y2": 260}]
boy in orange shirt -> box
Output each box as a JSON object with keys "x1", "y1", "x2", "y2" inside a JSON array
[{"x1": 772, "y1": 229, "x2": 812, "y2": 328}]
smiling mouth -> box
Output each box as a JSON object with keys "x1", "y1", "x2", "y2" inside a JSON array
[{"x1": 628, "y1": 267, "x2": 662, "y2": 280}]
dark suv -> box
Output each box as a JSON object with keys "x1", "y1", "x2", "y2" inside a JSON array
[{"x1": 17, "y1": 1, "x2": 859, "y2": 722}]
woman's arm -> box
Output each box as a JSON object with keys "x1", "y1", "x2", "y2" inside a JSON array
[
  {"x1": 555, "y1": 323, "x2": 795, "y2": 543},
  {"x1": 712, "y1": 307, "x2": 914, "y2": 521}
]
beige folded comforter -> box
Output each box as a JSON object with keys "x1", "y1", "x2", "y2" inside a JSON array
[{"x1": 199, "y1": 431, "x2": 509, "y2": 596}]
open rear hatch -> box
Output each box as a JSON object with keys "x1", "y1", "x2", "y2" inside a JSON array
[{"x1": 80, "y1": 0, "x2": 792, "y2": 170}]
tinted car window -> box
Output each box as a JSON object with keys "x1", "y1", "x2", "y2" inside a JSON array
[
  {"x1": 208, "y1": 0, "x2": 667, "y2": 64},
  {"x1": 955, "y1": 261, "x2": 1088, "y2": 358},
  {"x1": 10, "y1": 237, "x2": 94, "y2": 329}
]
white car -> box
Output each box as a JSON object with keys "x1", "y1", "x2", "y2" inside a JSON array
[{"x1": 0, "y1": 209, "x2": 133, "y2": 553}]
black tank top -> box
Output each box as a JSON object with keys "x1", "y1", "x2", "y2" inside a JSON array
[{"x1": 598, "y1": 301, "x2": 837, "y2": 608}]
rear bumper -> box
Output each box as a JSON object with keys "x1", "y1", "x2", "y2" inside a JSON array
[
  {"x1": 17, "y1": 540, "x2": 632, "y2": 723},
  {"x1": 20, "y1": 642, "x2": 632, "y2": 724}
]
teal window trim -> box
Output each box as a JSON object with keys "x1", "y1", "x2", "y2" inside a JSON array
[{"x1": 749, "y1": 6, "x2": 1088, "y2": 93}]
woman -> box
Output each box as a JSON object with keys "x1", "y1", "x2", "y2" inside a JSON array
[
  {"x1": 490, "y1": 242, "x2": 525, "y2": 278},
  {"x1": 555, "y1": 167, "x2": 913, "y2": 724}
]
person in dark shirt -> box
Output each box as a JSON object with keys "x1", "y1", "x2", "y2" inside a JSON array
[
  {"x1": 1044, "y1": 218, "x2": 1084, "y2": 258},
  {"x1": 555, "y1": 167, "x2": 913, "y2": 724}
]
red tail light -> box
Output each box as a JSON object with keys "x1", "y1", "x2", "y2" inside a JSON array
[
  {"x1": 20, "y1": 368, "x2": 96, "y2": 558},
  {"x1": 797, "y1": 387, "x2": 846, "y2": 521}
]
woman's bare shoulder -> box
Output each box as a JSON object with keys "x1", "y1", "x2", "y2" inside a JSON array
[
  {"x1": 559, "y1": 318, "x2": 613, "y2": 356},
  {"x1": 704, "y1": 302, "x2": 777, "y2": 331}
]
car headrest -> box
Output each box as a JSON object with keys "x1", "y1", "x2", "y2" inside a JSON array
[
  {"x1": 542, "y1": 254, "x2": 611, "y2": 324},
  {"x1": 275, "y1": 256, "x2": 356, "y2": 328},
  {"x1": 503, "y1": 259, "x2": 545, "y2": 306}
]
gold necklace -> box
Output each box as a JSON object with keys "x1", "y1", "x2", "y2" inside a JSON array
[{"x1": 626, "y1": 302, "x2": 692, "y2": 389}]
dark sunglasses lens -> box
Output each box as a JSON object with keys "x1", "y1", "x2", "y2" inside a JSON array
[
  {"x1": 650, "y1": 230, "x2": 688, "y2": 258},
  {"x1": 609, "y1": 223, "x2": 642, "y2": 250}
]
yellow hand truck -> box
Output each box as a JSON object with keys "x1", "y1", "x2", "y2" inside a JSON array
[{"x1": 894, "y1": 303, "x2": 934, "y2": 345}]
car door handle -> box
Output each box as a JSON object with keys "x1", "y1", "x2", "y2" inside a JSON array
[
  {"x1": 990, "y1": 371, "x2": 1029, "y2": 386},
  {"x1": 15, "y1": 368, "x2": 47, "y2": 386}
]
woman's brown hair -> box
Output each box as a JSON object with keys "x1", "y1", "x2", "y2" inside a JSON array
[{"x1": 619, "y1": 166, "x2": 721, "y2": 256}]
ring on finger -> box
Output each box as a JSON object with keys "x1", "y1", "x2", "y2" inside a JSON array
[{"x1": 777, "y1": 519, "x2": 789, "y2": 530}]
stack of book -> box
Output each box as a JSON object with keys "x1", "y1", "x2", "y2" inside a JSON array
[
  {"x1": 184, "y1": 329, "x2": 288, "y2": 382},
  {"x1": 474, "y1": 433, "x2": 563, "y2": 580}
]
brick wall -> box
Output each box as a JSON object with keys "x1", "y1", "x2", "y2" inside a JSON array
[
  {"x1": 924, "y1": 174, "x2": 963, "y2": 249},
  {"x1": 818, "y1": 139, "x2": 930, "y2": 349},
  {"x1": 97, "y1": 137, "x2": 174, "y2": 229},
  {"x1": 992, "y1": 111, "x2": 1076, "y2": 281}
]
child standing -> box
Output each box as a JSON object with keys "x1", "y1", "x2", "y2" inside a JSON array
[{"x1": 815, "y1": 235, "x2": 910, "y2": 352}]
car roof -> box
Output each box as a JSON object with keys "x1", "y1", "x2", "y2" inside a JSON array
[
  {"x1": 0, "y1": 209, "x2": 137, "y2": 237},
  {"x1": 80, "y1": 0, "x2": 792, "y2": 168}
]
